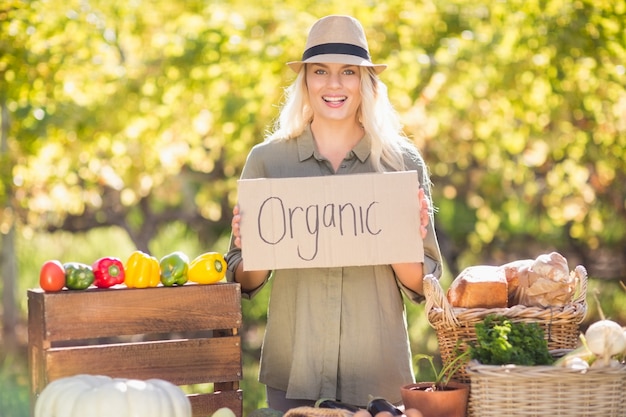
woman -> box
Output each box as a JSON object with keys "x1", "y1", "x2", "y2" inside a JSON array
[{"x1": 225, "y1": 15, "x2": 443, "y2": 411}]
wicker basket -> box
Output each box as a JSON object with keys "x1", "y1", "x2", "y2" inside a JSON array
[
  {"x1": 284, "y1": 407, "x2": 353, "y2": 417},
  {"x1": 466, "y1": 361, "x2": 626, "y2": 417},
  {"x1": 423, "y1": 266, "x2": 588, "y2": 383}
]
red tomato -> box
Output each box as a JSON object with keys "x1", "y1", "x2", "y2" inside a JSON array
[{"x1": 39, "y1": 260, "x2": 66, "y2": 292}]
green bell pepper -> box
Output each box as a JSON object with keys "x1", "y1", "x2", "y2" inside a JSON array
[
  {"x1": 159, "y1": 251, "x2": 189, "y2": 287},
  {"x1": 63, "y1": 262, "x2": 95, "y2": 290}
]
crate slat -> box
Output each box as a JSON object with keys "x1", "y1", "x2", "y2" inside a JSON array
[
  {"x1": 44, "y1": 336, "x2": 242, "y2": 385},
  {"x1": 29, "y1": 284, "x2": 242, "y2": 341},
  {"x1": 189, "y1": 391, "x2": 244, "y2": 417}
]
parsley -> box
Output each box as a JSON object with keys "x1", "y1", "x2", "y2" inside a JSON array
[{"x1": 469, "y1": 315, "x2": 554, "y2": 366}]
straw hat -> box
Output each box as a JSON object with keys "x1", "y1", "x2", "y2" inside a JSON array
[{"x1": 287, "y1": 15, "x2": 387, "y2": 74}]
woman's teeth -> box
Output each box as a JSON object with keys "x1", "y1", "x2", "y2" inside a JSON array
[{"x1": 323, "y1": 96, "x2": 346, "y2": 102}]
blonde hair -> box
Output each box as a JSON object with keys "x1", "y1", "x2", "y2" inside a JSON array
[{"x1": 266, "y1": 66, "x2": 417, "y2": 172}]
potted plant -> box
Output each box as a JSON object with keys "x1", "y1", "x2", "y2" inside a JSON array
[{"x1": 400, "y1": 350, "x2": 470, "y2": 417}]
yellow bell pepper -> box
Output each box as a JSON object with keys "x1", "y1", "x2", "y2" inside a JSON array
[
  {"x1": 187, "y1": 252, "x2": 227, "y2": 284},
  {"x1": 124, "y1": 250, "x2": 161, "y2": 288}
]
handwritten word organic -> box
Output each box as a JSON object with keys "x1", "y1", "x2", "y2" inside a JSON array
[{"x1": 257, "y1": 197, "x2": 382, "y2": 261}]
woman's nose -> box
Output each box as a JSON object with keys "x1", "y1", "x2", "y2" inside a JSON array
[{"x1": 327, "y1": 72, "x2": 342, "y2": 87}]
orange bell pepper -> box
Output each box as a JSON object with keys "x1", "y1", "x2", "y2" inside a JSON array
[
  {"x1": 124, "y1": 251, "x2": 160, "y2": 288},
  {"x1": 187, "y1": 252, "x2": 227, "y2": 284}
]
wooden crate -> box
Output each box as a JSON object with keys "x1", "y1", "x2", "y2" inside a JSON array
[{"x1": 28, "y1": 283, "x2": 243, "y2": 417}]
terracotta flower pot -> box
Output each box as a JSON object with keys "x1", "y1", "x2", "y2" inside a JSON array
[{"x1": 400, "y1": 381, "x2": 469, "y2": 417}]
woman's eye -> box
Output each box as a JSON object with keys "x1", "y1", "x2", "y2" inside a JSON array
[{"x1": 344, "y1": 69, "x2": 356, "y2": 75}]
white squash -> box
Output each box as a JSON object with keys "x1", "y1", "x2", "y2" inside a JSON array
[{"x1": 35, "y1": 374, "x2": 191, "y2": 417}]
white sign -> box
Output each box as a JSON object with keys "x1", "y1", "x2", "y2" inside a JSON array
[{"x1": 237, "y1": 171, "x2": 424, "y2": 270}]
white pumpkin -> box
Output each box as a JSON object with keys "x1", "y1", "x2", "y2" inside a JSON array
[{"x1": 35, "y1": 374, "x2": 192, "y2": 417}]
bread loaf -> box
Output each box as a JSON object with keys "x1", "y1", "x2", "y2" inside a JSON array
[
  {"x1": 447, "y1": 252, "x2": 577, "y2": 309},
  {"x1": 517, "y1": 252, "x2": 575, "y2": 307},
  {"x1": 446, "y1": 265, "x2": 508, "y2": 308},
  {"x1": 498, "y1": 259, "x2": 533, "y2": 307}
]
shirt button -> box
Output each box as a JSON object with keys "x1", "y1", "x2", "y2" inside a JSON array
[{"x1": 340, "y1": 164, "x2": 347, "y2": 168}]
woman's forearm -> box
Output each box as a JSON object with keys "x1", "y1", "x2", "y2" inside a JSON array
[
  {"x1": 234, "y1": 261, "x2": 270, "y2": 293},
  {"x1": 392, "y1": 262, "x2": 425, "y2": 295}
]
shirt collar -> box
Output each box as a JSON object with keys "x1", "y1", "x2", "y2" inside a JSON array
[{"x1": 297, "y1": 125, "x2": 372, "y2": 163}]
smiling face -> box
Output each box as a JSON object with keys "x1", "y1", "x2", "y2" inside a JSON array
[{"x1": 305, "y1": 62, "x2": 362, "y2": 125}]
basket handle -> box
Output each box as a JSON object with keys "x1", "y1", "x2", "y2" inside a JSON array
[
  {"x1": 424, "y1": 274, "x2": 459, "y2": 327},
  {"x1": 572, "y1": 265, "x2": 588, "y2": 305}
]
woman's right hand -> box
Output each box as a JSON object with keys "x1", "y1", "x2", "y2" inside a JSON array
[
  {"x1": 230, "y1": 204, "x2": 271, "y2": 292},
  {"x1": 231, "y1": 204, "x2": 242, "y2": 249}
]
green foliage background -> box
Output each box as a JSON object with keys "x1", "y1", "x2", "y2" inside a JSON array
[
  {"x1": 1, "y1": 0, "x2": 625, "y2": 415},
  {"x1": 2, "y1": 0, "x2": 625, "y2": 265}
]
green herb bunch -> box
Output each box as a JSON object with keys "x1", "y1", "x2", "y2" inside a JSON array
[{"x1": 469, "y1": 315, "x2": 553, "y2": 366}]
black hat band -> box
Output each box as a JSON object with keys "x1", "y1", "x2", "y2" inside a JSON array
[{"x1": 302, "y1": 43, "x2": 371, "y2": 61}]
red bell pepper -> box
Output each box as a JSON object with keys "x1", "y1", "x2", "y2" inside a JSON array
[{"x1": 92, "y1": 257, "x2": 125, "y2": 288}]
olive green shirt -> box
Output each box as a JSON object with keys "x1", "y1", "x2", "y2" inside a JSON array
[{"x1": 226, "y1": 126, "x2": 443, "y2": 406}]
